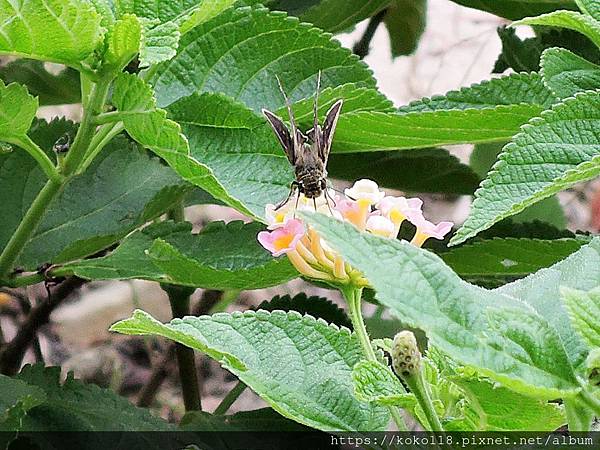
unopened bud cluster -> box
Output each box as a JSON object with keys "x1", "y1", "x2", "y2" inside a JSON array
[{"x1": 391, "y1": 330, "x2": 422, "y2": 378}]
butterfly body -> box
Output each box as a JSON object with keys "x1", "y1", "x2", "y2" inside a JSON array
[{"x1": 262, "y1": 73, "x2": 343, "y2": 207}]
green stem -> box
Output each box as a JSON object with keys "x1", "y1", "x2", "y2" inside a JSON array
[
  {"x1": 94, "y1": 110, "x2": 124, "y2": 125},
  {"x1": 214, "y1": 380, "x2": 246, "y2": 415},
  {"x1": 78, "y1": 122, "x2": 124, "y2": 174},
  {"x1": 164, "y1": 283, "x2": 202, "y2": 412},
  {"x1": 162, "y1": 199, "x2": 201, "y2": 412},
  {"x1": 342, "y1": 286, "x2": 408, "y2": 431},
  {"x1": 11, "y1": 135, "x2": 62, "y2": 182},
  {"x1": 0, "y1": 180, "x2": 62, "y2": 277},
  {"x1": 579, "y1": 389, "x2": 600, "y2": 418},
  {"x1": 564, "y1": 397, "x2": 593, "y2": 431},
  {"x1": 404, "y1": 372, "x2": 444, "y2": 431},
  {"x1": 0, "y1": 74, "x2": 112, "y2": 279}
]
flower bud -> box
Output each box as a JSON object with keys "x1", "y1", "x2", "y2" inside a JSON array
[
  {"x1": 391, "y1": 330, "x2": 422, "y2": 378},
  {"x1": 586, "y1": 348, "x2": 600, "y2": 386}
]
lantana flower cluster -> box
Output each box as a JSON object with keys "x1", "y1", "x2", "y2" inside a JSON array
[{"x1": 258, "y1": 179, "x2": 453, "y2": 286}]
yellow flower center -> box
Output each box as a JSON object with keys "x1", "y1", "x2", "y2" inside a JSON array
[
  {"x1": 389, "y1": 208, "x2": 405, "y2": 224},
  {"x1": 275, "y1": 212, "x2": 286, "y2": 223},
  {"x1": 274, "y1": 234, "x2": 295, "y2": 251}
]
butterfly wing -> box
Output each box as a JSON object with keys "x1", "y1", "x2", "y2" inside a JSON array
[
  {"x1": 319, "y1": 99, "x2": 343, "y2": 164},
  {"x1": 262, "y1": 109, "x2": 296, "y2": 164}
]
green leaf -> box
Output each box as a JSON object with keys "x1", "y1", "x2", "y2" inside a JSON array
[
  {"x1": 441, "y1": 238, "x2": 585, "y2": 283},
  {"x1": 514, "y1": 10, "x2": 600, "y2": 48},
  {"x1": 111, "y1": 73, "x2": 263, "y2": 218},
  {"x1": 451, "y1": 90, "x2": 600, "y2": 245},
  {"x1": 0, "y1": 120, "x2": 187, "y2": 269},
  {"x1": 181, "y1": 408, "x2": 316, "y2": 432},
  {"x1": 0, "y1": 60, "x2": 80, "y2": 105},
  {"x1": 397, "y1": 72, "x2": 556, "y2": 112},
  {"x1": 448, "y1": 377, "x2": 565, "y2": 431},
  {"x1": 541, "y1": 47, "x2": 600, "y2": 98},
  {"x1": 332, "y1": 106, "x2": 546, "y2": 152},
  {"x1": 495, "y1": 240, "x2": 600, "y2": 369},
  {"x1": 0, "y1": 0, "x2": 104, "y2": 65},
  {"x1": 494, "y1": 26, "x2": 545, "y2": 73},
  {"x1": 330, "y1": 73, "x2": 556, "y2": 152},
  {"x1": 299, "y1": 0, "x2": 389, "y2": 33},
  {"x1": 180, "y1": 408, "x2": 335, "y2": 448},
  {"x1": 450, "y1": 0, "x2": 576, "y2": 20},
  {"x1": 494, "y1": 26, "x2": 600, "y2": 74},
  {"x1": 0, "y1": 80, "x2": 38, "y2": 142},
  {"x1": 149, "y1": 5, "x2": 377, "y2": 110},
  {"x1": 15, "y1": 364, "x2": 171, "y2": 431},
  {"x1": 114, "y1": 0, "x2": 235, "y2": 34},
  {"x1": 105, "y1": 14, "x2": 142, "y2": 69},
  {"x1": 561, "y1": 287, "x2": 600, "y2": 348},
  {"x1": 61, "y1": 220, "x2": 297, "y2": 289},
  {"x1": 470, "y1": 143, "x2": 567, "y2": 229},
  {"x1": 139, "y1": 19, "x2": 180, "y2": 67},
  {"x1": 352, "y1": 360, "x2": 415, "y2": 408},
  {"x1": 168, "y1": 92, "x2": 293, "y2": 217},
  {"x1": 576, "y1": 0, "x2": 600, "y2": 20},
  {"x1": 383, "y1": 0, "x2": 427, "y2": 57},
  {"x1": 303, "y1": 213, "x2": 580, "y2": 399},
  {"x1": 112, "y1": 309, "x2": 389, "y2": 431},
  {"x1": 257, "y1": 293, "x2": 352, "y2": 329},
  {"x1": 328, "y1": 148, "x2": 481, "y2": 195},
  {"x1": 0, "y1": 375, "x2": 45, "y2": 432}
]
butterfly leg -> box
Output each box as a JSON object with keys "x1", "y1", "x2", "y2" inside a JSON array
[{"x1": 275, "y1": 181, "x2": 299, "y2": 210}]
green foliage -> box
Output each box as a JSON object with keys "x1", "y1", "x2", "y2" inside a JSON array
[
  {"x1": 257, "y1": 293, "x2": 352, "y2": 329},
  {"x1": 452, "y1": 91, "x2": 600, "y2": 245},
  {"x1": 450, "y1": 0, "x2": 576, "y2": 19},
  {"x1": 13, "y1": 364, "x2": 172, "y2": 431},
  {"x1": 111, "y1": 309, "x2": 389, "y2": 431},
  {"x1": 61, "y1": 220, "x2": 297, "y2": 289},
  {"x1": 0, "y1": 80, "x2": 38, "y2": 142},
  {"x1": 0, "y1": 121, "x2": 187, "y2": 269},
  {"x1": 561, "y1": 287, "x2": 600, "y2": 348},
  {"x1": 383, "y1": 0, "x2": 427, "y2": 57},
  {"x1": 577, "y1": 0, "x2": 600, "y2": 20},
  {"x1": 149, "y1": 5, "x2": 376, "y2": 110},
  {"x1": 352, "y1": 360, "x2": 415, "y2": 407},
  {"x1": 447, "y1": 377, "x2": 565, "y2": 431},
  {"x1": 0, "y1": 0, "x2": 104, "y2": 65},
  {"x1": 441, "y1": 238, "x2": 585, "y2": 283},
  {"x1": 304, "y1": 213, "x2": 583, "y2": 399},
  {"x1": 0, "y1": 375, "x2": 45, "y2": 432},
  {"x1": 0, "y1": 61, "x2": 80, "y2": 105},
  {"x1": 299, "y1": 0, "x2": 390, "y2": 33},
  {"x1": 328, "y1": 148, "x2": 481, "y2": 195},
  {"x1": 514, "y1": 10, "x2": 600, "y2": 48},
  {"x1": 541, "y1": 47, "x2": 600, "y2": 98}
]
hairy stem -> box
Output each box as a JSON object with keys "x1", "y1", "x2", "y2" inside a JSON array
[
  {"x1": 0, "y1": 75, "x2": 112, "y2": 279},
  {"x1": 404, "y1": 371, "x2": 444, "y2": 431},
  {"x1": 579, "y1": 389, "x2": 600, "y2": 419},
  {"x1": 11, "y1": 135, "x2": 62, "y2": 182},
  {"x1": 214, "y1": 380, "x2": 246, "y2": 415},
  {"x1": 164, "y1": 284, "x2": 202, "y2": 411},
  {"x1": 342, "y1": 286, "x2": 408, "y2": 431},
  {"x1": 564, "y1": 397, "x2": 593, "y2": 431},
  {"x1": 136, "y1": 290, "x2": 224, "y2": 408}
]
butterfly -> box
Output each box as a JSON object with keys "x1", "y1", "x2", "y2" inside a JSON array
[{"x1": 262, "y1": 72, "x2": 343, "y2": 210}]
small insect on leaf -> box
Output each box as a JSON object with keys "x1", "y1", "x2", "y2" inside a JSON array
[{"x1": 262, "y1": 72, "x2": 343, "y2": 212}]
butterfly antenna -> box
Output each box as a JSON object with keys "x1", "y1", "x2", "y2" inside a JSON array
[
  {"x1": 275, "y1": 75, "x2": 298, "y2": 152},
  {"x1": 314, "y1": 71, "x2": 321, "y2": 149}
]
